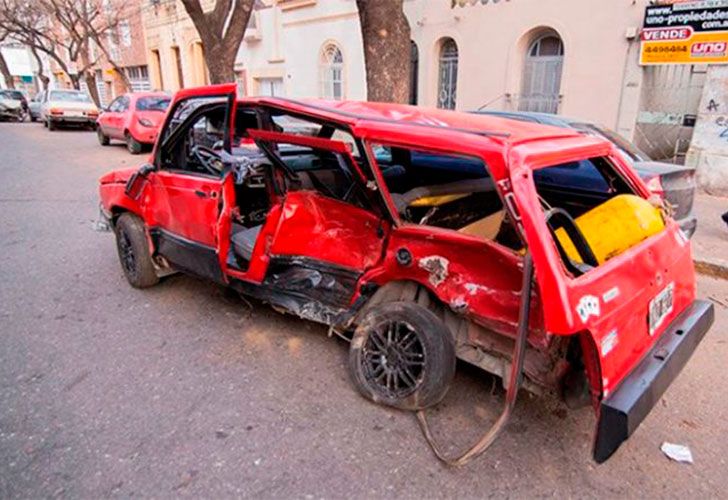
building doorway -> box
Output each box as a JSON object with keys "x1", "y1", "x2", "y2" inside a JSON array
[
  {"x1": 437, "y1": 38, "x2": 458, "y2": 110},
  {"x1": 520, "y1": 34, "x2": 564, "y2": 113},
  {"x1": 410, "y1": 41, "x2": 419, "y2": 105},
  {"x1": 635, "y1": 65, "x2": 707, "y2": 162}
]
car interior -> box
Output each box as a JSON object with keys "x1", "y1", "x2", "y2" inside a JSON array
[
  {"x1": 227, "y1": 109, "x2": 376, "y2": 270},
  {"x1": 372, "y1": 145, "x2": 521, "y2": 249}
]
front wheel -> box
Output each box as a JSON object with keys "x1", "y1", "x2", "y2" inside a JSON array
[
  {"x1": 114, "y1": 213, "x2": 159, "y2": 288},
  {"x1": 348, "y1": 301, "x2": 456, "y2": 411}
]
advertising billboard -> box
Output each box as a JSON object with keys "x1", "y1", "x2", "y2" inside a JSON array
[{"x1": 640, "y1": 0, "x2": 728, "y2": 65}]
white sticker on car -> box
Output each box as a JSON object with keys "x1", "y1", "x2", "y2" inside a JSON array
[
  {"x1": 602, "y1": 286, "x2": 620, "y2": 303},
  {"x1": 576, "y1": 295, "x2": 600, "y2": 324},
  {"x1": 601, "y1": 329, "x2": 619, "y2": 357}
]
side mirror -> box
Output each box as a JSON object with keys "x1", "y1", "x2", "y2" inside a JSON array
[{"x1": 125, "y1": 163, "x2": 155, "y2": 200}]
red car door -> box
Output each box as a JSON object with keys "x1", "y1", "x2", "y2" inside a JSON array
[
  {"x1": 245, "y1": 130, "x2": 386, "y2": 308},
  {"x1": 99, "y1": 96, "x2": 122, "y2": 138},
  {"x1": 143, "y1": 87, "x2": 237, "y2": 282}
]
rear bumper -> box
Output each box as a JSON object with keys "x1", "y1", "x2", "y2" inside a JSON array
[
  {"x1": 593, "y1": 299, "x2": 714, "y2": 463},
  {"x1": 49, "y1": 115, "x2": 95, "y2": 124}
]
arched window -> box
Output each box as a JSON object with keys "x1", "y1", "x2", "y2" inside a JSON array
[
  {"x1": 520, "y1": 34, "x2": 564, "y2": 113},
  {"x1": 320, "y1": 42, "x2": 344, "y2": 100},
  {"x1": 409, "y1": 40, "x2": 419, "y2": 105},
  {"x1": 437, "y1": 38, "x2": 458, "y2": 110}
]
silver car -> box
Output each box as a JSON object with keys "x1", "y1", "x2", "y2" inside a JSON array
[
  {"x1": 0, "y1": 89, "x2": 26, "y2": 122},
  {"x1": 40, "y1": 89, "x2": 99, "y2": 130}
]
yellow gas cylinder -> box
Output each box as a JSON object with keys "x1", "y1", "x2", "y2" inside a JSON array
[{"x1": 555, "y1": 194, "x2": 665, "y2": 264}]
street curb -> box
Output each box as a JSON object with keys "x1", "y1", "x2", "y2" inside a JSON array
[{"x1": 694, "y1": 257, "x2": 728, "y2": 281}]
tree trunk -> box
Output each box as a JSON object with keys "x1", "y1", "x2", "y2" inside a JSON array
[
  {"x1": 356, "y1": 0, "x2": 411, "y2": 103},
  {"x1": 84, "y1": 71, "x2": 101, "y2": 107},
  {"x1": 0, "y1": 50, "x2": 15, "y2": 89},
  {"x1": 204, "y1": 42, "x2": 236, "y2": 84},
  {"x1": 180, "y1": 0, "x2": 254, "y2": 85},
  {"x1": 30, "y1": 47, "x2": 49, "y2": 90}
]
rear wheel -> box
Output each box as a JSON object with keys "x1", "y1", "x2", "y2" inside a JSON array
[
  {"x1": 97, "y1": 127, "x2": 110, "y2": 146},
  {"x1": 47, "y1": 119, "x2": 55, "y2": 131},
  {"x1": 348, "y1": 301, "x2": 456, "y2": 411},
  {"x1": 125, "y1": 132, "x2": 143, "y2": 154},
  {"x1": 114, "y1": 213, "x2": 159, "y2": 288}
]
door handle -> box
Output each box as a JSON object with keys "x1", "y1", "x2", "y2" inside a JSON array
[{"x1": 194, "y1": 190, "x2": 208, "y2": 198}]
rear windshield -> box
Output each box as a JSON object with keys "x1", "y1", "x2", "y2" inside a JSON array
[
  {"x1": 136, "y1": 96, "x2": 170, "y2": 111},
  {"x1": 0, "y1": 90, "x2": 23, "y2": 100},
  {"x1": 50, "y1": 91, "x2": 92, "y2": 103}
]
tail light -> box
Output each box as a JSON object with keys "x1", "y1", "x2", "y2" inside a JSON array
[
  {"x1": 644, "y1": 175, "x2": 664, "y2": 198},
  {"x1": 50, "y1": 108, "x2": 64, "y2": 115},
  {"x1": 138, "y1": 118, "x2": 154, "y2": 127},
  {"x1": 87, "y1": 109, "x2": 99, "y2": 116}
]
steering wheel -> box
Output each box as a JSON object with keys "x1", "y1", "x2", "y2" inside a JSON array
[
  {"x1": 544, "y1": 207, "x2": 599, "y2": 275},
  {"x1": 191, "y1": 145, "x2": 223, "y2": 175}
]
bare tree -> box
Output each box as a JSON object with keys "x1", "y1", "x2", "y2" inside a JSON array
[
  {"x1": 0, "y1": 0, "x2": 132, "y2": 103},
  {"x1": 356, "y1": 0, "x2": 411, "y2": 103},
  {"x1": 180, "y1": 0, "x2": 255, "y2": 84}
]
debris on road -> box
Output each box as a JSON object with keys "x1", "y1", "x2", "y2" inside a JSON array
[{"x1": 661, "y1": 442, "x2": 694, "y2": 464}]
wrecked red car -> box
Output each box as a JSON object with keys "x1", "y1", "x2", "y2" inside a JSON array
[{"x1": 98, "y1": 84, "x2": 714, "y2": 465}]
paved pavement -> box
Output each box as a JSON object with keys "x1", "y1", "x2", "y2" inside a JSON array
[
  {"x1": 692, "y1": 192, "x2": 728, "y2": 278},
  {"x1": 1, "y1": 122, "x2": 727, "y2": 498}
]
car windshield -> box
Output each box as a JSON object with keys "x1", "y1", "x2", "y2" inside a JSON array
[
  {"x1": 137, "y1": 96, "x2": 170, "y2": 111},
  {"x1": 574, "y1": 123, "x2": 651, "y2": 163},
  {"x1": 50, "y1": 91, "x2": 92, "y2": 103},
  {"x1": 0, "y1": 90, "x2": 23, "y2": 100}
]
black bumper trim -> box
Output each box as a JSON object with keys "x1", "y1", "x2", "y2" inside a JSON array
[{"x1": 593, "y1": 299, "x2": 714, "y2": 463}]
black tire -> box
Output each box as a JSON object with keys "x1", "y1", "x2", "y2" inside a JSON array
[
  {"x1": 97, "y1": 127, "x2": 110, "y2": 146},
  {"x1": 47, "y1": 119, "x2": 55, "y2": 131},
  {"x1": 125, "y1": 132, "x2": 143, "y2": 154},
  {"x1": 349, "y1": 301, "x2": 456, "y2": 411},
  {"x1": 30, "y1": 115, "x2": 37, "y2": 123},
  {"x1": 114, "y1": 213, "x2": 159, "y2": 289}
]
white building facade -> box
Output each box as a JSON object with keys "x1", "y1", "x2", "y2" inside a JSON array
[
  {"x1": 234, "y1": 0, "x2": 726, "y2": 193},
  {"x1": 236, "y1": 1, "x2": 648, "y2": 135}
]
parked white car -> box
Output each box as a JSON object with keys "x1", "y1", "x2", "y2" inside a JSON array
[{"x1": 40, "y1": 89, "x2": 99, "y2": 130}]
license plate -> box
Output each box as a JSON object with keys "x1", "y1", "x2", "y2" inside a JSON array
[
  {"x1": 649, "y1": 282, "x2": 674, "y2": 336},
  {"x1": 67, "y1": 110, "x2": 84, "y2": 117}
]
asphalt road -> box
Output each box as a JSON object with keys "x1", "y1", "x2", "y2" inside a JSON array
[{"x1": 1, "y1": 122, "x2": 727, "y2": 498}]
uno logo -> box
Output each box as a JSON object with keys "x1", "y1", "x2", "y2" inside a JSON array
[
  {"x1": 691, "y1": 42, "x2": 727, "y2": 56},
  {"x1": 641, "y1": 27, "x2": 692, "y2": 41}
]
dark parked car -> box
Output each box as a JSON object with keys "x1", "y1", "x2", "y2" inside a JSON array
[{"x1": 473, "y1": 110, "x2": 697, "y2": 237}]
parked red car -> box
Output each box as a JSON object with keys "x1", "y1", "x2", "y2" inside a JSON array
[
  {"x1": 98, "y1": 84, "x2": 714, "y2": 465},
  {"x1": 96, "y1": 92, "x2": 170, "y2": 154}
]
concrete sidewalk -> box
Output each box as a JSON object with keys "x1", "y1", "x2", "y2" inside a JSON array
[{"x1": 692, "y1": 192, "x2": 728, "y2": 279}]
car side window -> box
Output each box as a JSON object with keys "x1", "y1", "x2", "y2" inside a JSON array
[
  {"x1": 108, "y1": 97, "x2": 123, "y2": 113},
  {"x1": 370, "y1": 142, "x2": 518, "y2": 247},
  {"x1": 159, "y1": 104, "x2": 228, "y2": 177},
  {"x1": 119, "y1": 96, "x2": 130, "y2": 112}
]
